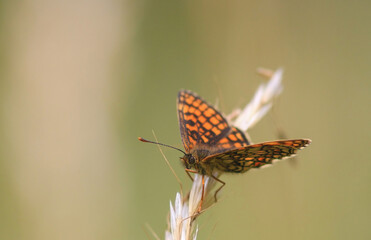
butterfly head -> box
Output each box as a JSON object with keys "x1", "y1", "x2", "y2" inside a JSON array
[{"x1": 181, "y1": 153, "x2": 196, "y2": 169}]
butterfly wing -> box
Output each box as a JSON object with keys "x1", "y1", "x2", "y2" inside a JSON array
[
  {"x1": 213, "y1": 127, "x2": 250, "y2": 153},
  {"x1": 178, "y1": 90, "x2": 234, "y2": 152},
  {"x1": 202, "y1": 139, "x2": 311, "y2": 173}
]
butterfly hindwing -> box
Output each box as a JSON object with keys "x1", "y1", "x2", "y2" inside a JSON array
[{"x1": 203, "y1": 139, "x2": 311, "y2": 173}]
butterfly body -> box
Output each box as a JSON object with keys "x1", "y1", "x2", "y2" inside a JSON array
[{"x1": 181, "y1": 145, "x2": 216, "y2": 175}]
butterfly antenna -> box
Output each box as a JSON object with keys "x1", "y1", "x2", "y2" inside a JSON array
[
  {"x1": 150, "y1": 131, "x2": 184, "y2": 196},
  {"x1": 138, "y1": 137, "x2": 187, "y2": 155}
]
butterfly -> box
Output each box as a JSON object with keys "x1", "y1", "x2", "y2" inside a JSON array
[{"x1": 139, "y1": 90, "x2": 311, "y2": 211}]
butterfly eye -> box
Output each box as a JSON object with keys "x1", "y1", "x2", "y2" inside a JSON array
[{"x1": 188, "y1": 155, "x2": 195, "y2": 165}]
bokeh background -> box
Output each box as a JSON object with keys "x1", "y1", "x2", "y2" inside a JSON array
[{"x1": 0, "y1": 1, "x2": 370, "y2": 239}]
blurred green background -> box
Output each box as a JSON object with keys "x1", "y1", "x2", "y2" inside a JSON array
[{"x1": 0, "y1": 1, "x2": 370, "y2": 239}]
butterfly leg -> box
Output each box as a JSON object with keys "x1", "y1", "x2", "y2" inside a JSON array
[
  {"x1": 185, "y1": 169, "x2": 195, "y2": 182},
  {"x1": 198, "y1": 174, "x2": 205, "y2": 213},
  {"x1": 211, "y1": 175, "x2": 225, "y2": 202},
  {"x1": 183, "y1": 169, "x2": 196, "y2": 203},
  {"x1": 185, "y1": 169, "x2": 205, "y2": 213}
]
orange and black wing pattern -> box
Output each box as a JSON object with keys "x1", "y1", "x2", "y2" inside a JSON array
[
  {"x1": 177, "y1": 90, "x2": 250, "y2": 153},
  {"x1": 213, "y1": 127, "x2": 250, "y2": 153},
  {"x1": 203, "y1": 139, "x2": 311, "y2": 173}
]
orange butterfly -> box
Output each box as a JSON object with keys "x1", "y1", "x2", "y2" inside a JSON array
[{"x1": 139, "y1": 90, "x2": 311, "y2": 210}]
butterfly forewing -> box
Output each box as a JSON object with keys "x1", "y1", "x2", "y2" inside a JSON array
[
  {"x1": 178, "y1": 90, "x2": 233, "y2": 152},
  {"x1": 203, "y1": 139, "x2": 311, "y2": 173}
]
